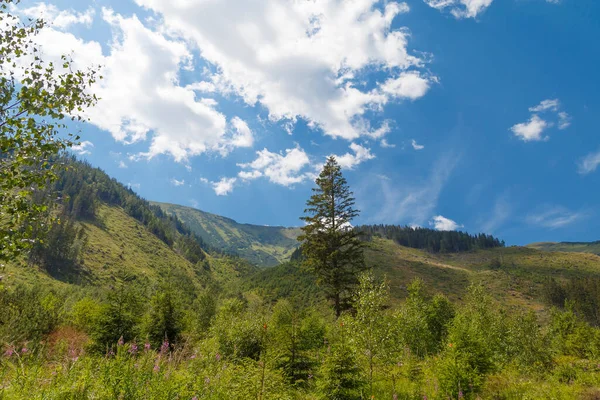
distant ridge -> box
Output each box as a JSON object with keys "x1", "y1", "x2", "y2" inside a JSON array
[
  {"x1": 151, "y1": 202, "x2": 302, "y2": 267},
  {"x1": 526, "y1": 241, "x2": 600, "y2": 255}
]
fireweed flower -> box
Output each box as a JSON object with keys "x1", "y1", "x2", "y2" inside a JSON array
[
  {"x1": 118, "y1": 336, "x2": 124, "y2": 346},
  {"x1": 215, "y1": 353, "x2": 221, "y2": 361},
  {"x1": 21, "y1": 347, "x2": 28, "y2": 354},
  {"x1": 153, "y1": 364, "x2": 160, "y2": 372},
  {"x1": 3, "y1": 347, "x2": 14, "y2": 357},
  {"x1": 129, "y1": 343, "x2": 138, "y2": 355},
  {"x1": 144, "y1": 342, "x2": 151, "y2": 352},
  {"x1": 160, "y1": 341, "x2": 169, "y2": 354}
]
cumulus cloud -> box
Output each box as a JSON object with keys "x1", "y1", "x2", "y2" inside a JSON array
[
  {"x1": 170, "y1": 178, "x2": 185, "y2": 186},
  {"x1": 526, "y1": 206, "x2": 584, "y2": 229},
  {"x1": 511, "y1": 115, "x2": 550, "y2": 142},
  {"x1": 17, "y1": 3, "x2": 95, "y2": 29},
  {"x1": 238, "y1": 147, "x2": 314, "y2": 186},
  {"x1": 423, "y1": 0, "x2": 494, "y2": 19},
  {"x1": 577, "y1": 150, "x2": 600, "y2": 175},
  {"x1": 71, "y1": 141, "x2": 94, "y2": 155},
  {"x1": 430, "y1": 215, "x2": 464, "y2": 231},
  {"x1": 334, "y1": 143, "x2": 375, "y2": 170},
  {"x1": 20, "y1": 5, "x2": 256, "y2": 163},
  {"x1": 134, "y1": 0, "x2": 432, "y2": 141},
  {"x1": 380, "y1": 72, "x2": 432, "y2": 100},
  {"x1": 511, "y1": 99, "x2": 570, "y2": 142},
  {"x1": 212, "y1": 177, "x2": 236, "y2": 196},
  {"x1": 411, "y1": 139, "x2": 425, "y2": 150}
]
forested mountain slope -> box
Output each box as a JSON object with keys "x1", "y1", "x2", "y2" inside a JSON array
[
  {"x1": 245, "y1": 237, "x2": 600, "y2": 314},
  {"x1": 2, "y1": 157, "x2": 256, "y2": 293},
  {"x1": 152, "y1": 202, "x2": 302, "y2": 267}
]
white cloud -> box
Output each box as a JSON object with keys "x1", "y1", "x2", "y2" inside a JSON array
[
  {"x1": 212, "y1": 177, "x2": 236, "y2": 196},
  {"x1": 380, "y1": 139, "x2": 396, "y2": 148},
  {"x1": 510, "y1": 114, "x2": 550, "y2": 142},
  {"x1": 135, "y1": 0, "x2": 431, "y2": 141},
  {"x1": 118, "y1": 161, "x2": 128, "y2": 169},
  {"x1": 18, "y1": 3, "x2": 95, "y2": 29},
  {"x1": 170, "y1": 178, "x2": 185, "y2": 186},
  {"x1": 577, "y1": 150, "x2": 600, "y2": 175},
  {"x1": 511, "y1": 99, "x2": 571, "y2": 142},
  {"x1": 238, "y1": 146, "x2": 314, "y2": 186},
  {"x1": 334, "y1": 143, "x2": 375, "y2": 170},
  {"x1": 411, "y1": 139, "x2": 424, "y2": 150},
  {"x1": 127, "y1": 182, "x2": 141, "y2": 190},
  {"x1": 71, "y1": 141, "x2": 94, "y2": 155},
  {"x1": 20, "y1": 6, "x2": 258, "y2": 163},
  {"x1": 546, "y1": 0, "x2": 561, "y2": 4},
  {"x1": 423, "y1": 0, "x2": 494, "y2": 19},
  {"x1": 380, "y1": 71, "x2": 432, "y2": 101},
  {"x1": 558, "y1": 111, "x2": 571, "y2": 130},
  {"x1": 480, "y1": 193, "x2": 511, "y2": 234},
  {"x1": 367, "y1": 152, "x2": 459, "y2": 226},
  {"x1": 526, "y1": 206, "x2": 584, "y2": 229},
  {"x1": 529, "y1": 98, "x2": 559, "y2": 113},
  {"x1": 430, "y1": 215, "x2": 464, "y2": 231}
]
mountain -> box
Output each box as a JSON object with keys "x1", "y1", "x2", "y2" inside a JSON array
[
  {"x1": 151, "y1": 202, "x2": 302, "y2": 267},
  {"x1": 527, "y1": 241, "x2": 600, "y2": 255},
  {"x1": 244, "y1": 237, "x2": 600, "y2": 312},
  {"x1": 2, "y1": 157, "x2": 256, "y2": 293}
]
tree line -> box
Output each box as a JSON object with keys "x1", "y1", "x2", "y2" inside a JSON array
[{"x1": 356, "y1": 224, "x2": 505, "y2": 253}]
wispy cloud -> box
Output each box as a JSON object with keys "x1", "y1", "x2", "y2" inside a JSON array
[
  {"x1": 480, "y1": 193, "x2": 511, "y2": 234},
  {"x1": 526, "y1": 206, "x2": 585, "y2": 229},
  {"x1": 170, "y1": 178, "x2": 185, "y2": 186},
  {"x1": 366, "y1": 152, "x2": 459, "y2": 226},
  {"x1": 411, "y1": 139, "x2": 425, "y2": 150},
  {"x1": 577, "y1": 150, "x2": 600, "y2": 175}
]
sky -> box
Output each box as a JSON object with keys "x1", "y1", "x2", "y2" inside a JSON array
[{"x1": 11, "y1": 0, "x2": 600, "y2": 245}]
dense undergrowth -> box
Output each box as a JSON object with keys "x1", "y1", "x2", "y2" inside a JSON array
[{"x1": 2, "y1": 272, "x2": 600, "y2": 399}]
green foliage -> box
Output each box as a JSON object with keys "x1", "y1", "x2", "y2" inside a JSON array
[
  {"x1": 318, "y1": 322, "x2": 364, "y2": 400},
  {"x1": 271, "y1": 299, "x2": 325, "y2": 385},
  {"x1": 357, "y1": 224, "x2": 505, "y2": 253},
  {"x1": 299, "y1": 156, "x2": 367, "y2": 317},
  {"x1": 211, "y1": 298, "x2": 265, "y2": 360},
  {"x1": 87, "y1": 280, "x2": 142, "y2": 353},
  {"x1": 28, "y1": 215, "x2": 87, "y2": 277},
  {"x1": 142, "y1": 287, "x2": 184, "y2": 348},
  {"x1": 0, "y1": 0, "x2": 98, "y2": 261},
  {"x1": 0, "y1": 284, "x2": 63, "y2": 343}
]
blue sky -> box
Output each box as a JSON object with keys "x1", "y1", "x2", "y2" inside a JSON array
[{"x1": 15, "y1": 0, "x2": 600, "y2": 245}]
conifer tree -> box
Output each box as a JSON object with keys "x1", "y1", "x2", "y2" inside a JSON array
[{"x1": 299, "y1": 156, "x2": 367, "y2": 317}]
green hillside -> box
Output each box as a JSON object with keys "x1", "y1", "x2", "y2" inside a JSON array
[
  {"x1": 527, "y1": 240, "x2": 600, "y2": 255},
  {"x1": 1, "y1": 158, "x2": 257, "y2": 294},
  {"x1": 245, "y1": 237, "x2": 600, "y2": 313},
  {"x1": 152, "y1": 202, "x2": 302, "y2": 267}
]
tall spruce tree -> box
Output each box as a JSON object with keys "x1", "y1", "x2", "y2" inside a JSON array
[{"x1": 299, "y1": 156, "x2": 367, "y2": 317}]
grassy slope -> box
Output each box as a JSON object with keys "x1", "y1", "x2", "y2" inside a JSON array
[
  {"x1": 244, "y1": 238, "x2": 600, "y2": 313},
  {"x1": 152, "y1": 202, "x2": 302, "y2": 267},
  {"x1": 527, "y1": 241, "x2": 600, "y2": 255},
  {"x1": 1, "y1": 204, "x2": 256, "y2": 293}
]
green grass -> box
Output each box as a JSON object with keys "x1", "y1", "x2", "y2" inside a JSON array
[
  {"x1": 244, "y1": 238, "x2": 600, "y2": 315},
  {"x1": 527, "y1": 241, "x2": 600, "y2": 255},
  {"x1": 1, "y1": 204, "x2": 256, "y2": 295},
  {"x1": 152, "y1": 202, "x2": 302, "y2": 267}
]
